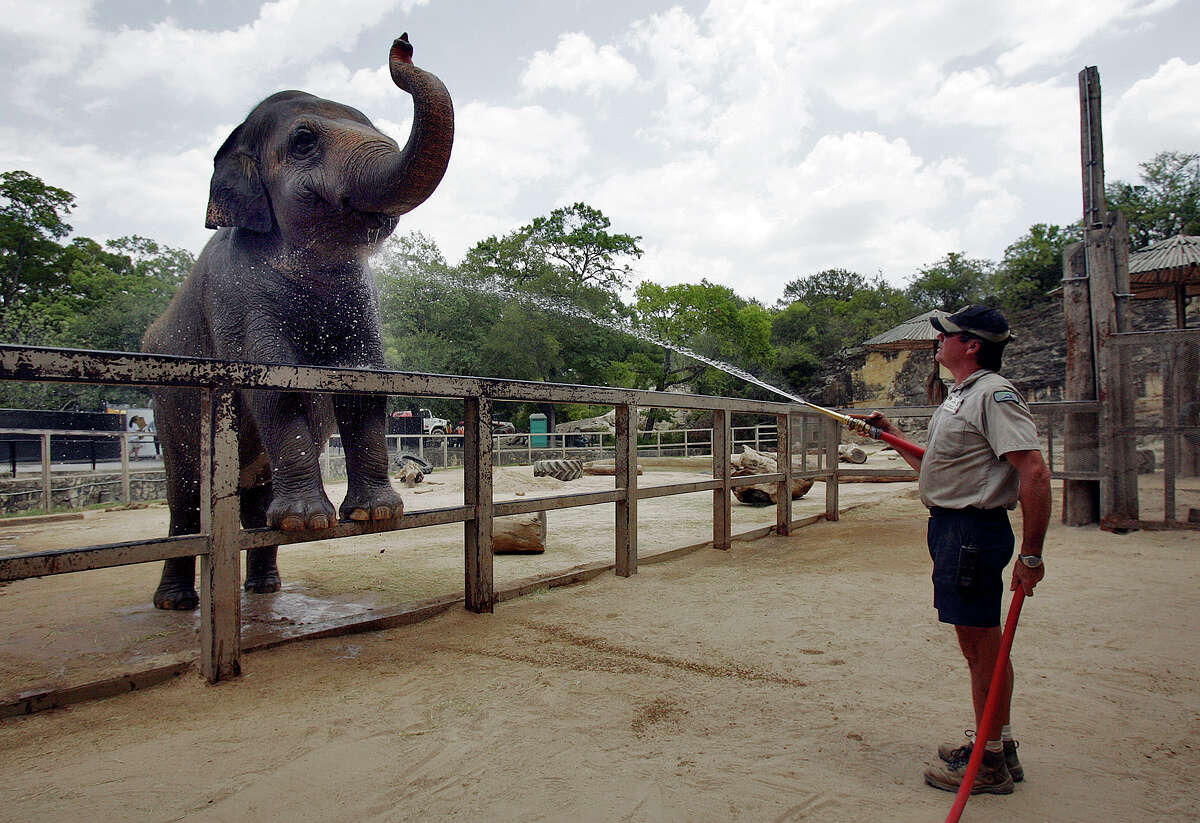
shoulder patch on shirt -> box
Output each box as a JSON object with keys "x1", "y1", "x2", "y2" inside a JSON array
[{"x1": 993, "y1": 389, "x2": 1024, "y2": 406}]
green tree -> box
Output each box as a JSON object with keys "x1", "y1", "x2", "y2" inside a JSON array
[
  {"x1": 0, "y1": 170, "x2": 75, "y2": 311},
  {"x1": 524, "y1": 202, "x2": 643, "y2": 293},
  {"x1": 905, "y1": 252, "x2": 995, "y2": 311},
  {"x1": 627, "y1": 280, "x2": 775, "y2": 398},
  {"x1": 993, "y1": 223, "x2": 1081, "y2": 311},
  {"x1": 463, "y1": 202, "x2": 642, "y2": 316},
  {"x1": 55, "y1": 236, "x2": 193, "y2": 352},
  {"x1": 1106, "y1": 150, "x2": 1200, "y2": 249},
  {"x1": 772, "y1": 269, "x2": 913, "y2": 392}
]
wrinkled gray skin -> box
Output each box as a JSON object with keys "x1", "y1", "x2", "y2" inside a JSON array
[{"x1": 142, "y1": 36, "x2": 453, "y2": 610}]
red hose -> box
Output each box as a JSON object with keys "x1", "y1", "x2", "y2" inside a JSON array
[
  {"x1": 877, "y1": 430, "x2": 926, "y2": 461},
  {"x1": 942, "y1": 588, "x2": 1027, "y2": 823}
]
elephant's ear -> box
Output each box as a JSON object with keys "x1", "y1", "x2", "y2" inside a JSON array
[{"x1": 205, "y1": 125, "x2": 274, "y2": 233}]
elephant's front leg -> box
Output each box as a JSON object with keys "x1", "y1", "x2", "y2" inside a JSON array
[
  {"x1": 247, "y1": 389, "x2": 337, "y2": 530},
  {"x1": 335, "y1": 392, "x2": 403, "y2": 521}
]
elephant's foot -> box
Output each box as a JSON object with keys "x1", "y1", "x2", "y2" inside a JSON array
[
  {"x1": 154, "y1": 556, "x2": 199, "y2": 610},
  {"x1": 267, "y1": 491, "x2": 337, "y2": 531},
  {"x1": 153, "y1": 581, "x2": 199, "y2": 610},
  {"x1": 340, "y1": 483, "x2": 404, "y2": 522},
  {"x1": 244, "y1": 547, "x2": 281, "y2": 593}
]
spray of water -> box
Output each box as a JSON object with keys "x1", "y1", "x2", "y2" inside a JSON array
[{"x1": 396, "y1": 266, "x2": 811, "y2": 406}]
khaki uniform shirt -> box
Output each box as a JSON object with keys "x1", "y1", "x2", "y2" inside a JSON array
[{"x1": 919, "y1": 369, "x2": 1040, "y2": 510}]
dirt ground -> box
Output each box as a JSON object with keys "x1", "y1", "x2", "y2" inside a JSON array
[{"x1": 0, "y1": 457, "x2": 1197, "y2": 821}]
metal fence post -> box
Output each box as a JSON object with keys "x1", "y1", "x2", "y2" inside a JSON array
[
  {"x1": 464, "y1": 395, "x2": 494, "y2": 613},
  {"x1": 40, "y1": 432, "x2": 50, "y2": 513},
  {"x1": 776, "y1": 412, "x2": 792, "y2": 536},
  {"x1": 615, "y1": 403, "x2": 638, "y2": 577},
  {"x1": 200, "y1": 386, "x2": 242, "y2": 682},
  {"x1": 120, "y1": 431, "x2": 131, "y2": 505},
  {"x1": 713, "y1": 409, "x2": 731, "y2": 550}
]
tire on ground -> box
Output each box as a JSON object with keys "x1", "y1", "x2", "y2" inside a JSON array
[{"x1": 533, "y1": 458, "x2": 584, "y2": 481}]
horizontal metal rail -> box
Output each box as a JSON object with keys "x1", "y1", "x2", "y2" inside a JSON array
[
  {"x1": 0, "y1": 345, "x2": 800, "y2": 414},
  {"x1": 237, "y1": 505, "x2": 476, "y2": 550},
  {"x1": 0, "y1": 535, "x2": 209, "y2": 581}
]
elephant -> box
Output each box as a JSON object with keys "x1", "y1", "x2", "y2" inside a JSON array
[{"x1": 141, "y1": 34, "x2": 453, "y2": 610}]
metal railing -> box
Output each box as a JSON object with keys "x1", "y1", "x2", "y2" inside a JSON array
[{"x1": 0, "y1": 344, "x2": 840, "y2": 684}]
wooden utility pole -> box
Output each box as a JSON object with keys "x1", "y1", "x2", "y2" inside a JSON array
[{"x1": 1067, "y1": 67, "x2": 1139, "y2": 527}]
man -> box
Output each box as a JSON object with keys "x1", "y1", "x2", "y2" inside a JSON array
[{"x1": 858, "y1": 305, "x2": 1051, "y2": 795}]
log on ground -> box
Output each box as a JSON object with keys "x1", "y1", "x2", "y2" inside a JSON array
[{"x1": 729, "y1": 447, "x2": 815, "y2": 506}]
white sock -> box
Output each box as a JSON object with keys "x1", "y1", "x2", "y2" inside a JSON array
[
  {"x1": 1000, "y1": 724, "x2": 1014, "y2": 742},
  {"x1": 985, "y1": 740, "x2": 1003, "y2": 753}
]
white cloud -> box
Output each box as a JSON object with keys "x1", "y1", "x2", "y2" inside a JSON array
[
  {"x1": 994, "y1": 0, "x2": 1181, "y2": 76},
  {"x1": 2, "y1": 0, "x2": 428, "y2": 115},
  {"x1": 0, "y1": 125, "x2": 219, "y2": 253},
  {"x1": 1109, "y1": 57, "x2": 1200, "y2": 178},
  {"x1": 520, "y1": 32, "x2": 638, "y2": 96},
  {"x1": 389, "y1": 101, "x2": 592, "y2": 263}
]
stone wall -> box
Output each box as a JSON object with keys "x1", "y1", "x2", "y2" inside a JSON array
[{"x1": 0, "y1": 471, "x2": 166, "y2": 516}]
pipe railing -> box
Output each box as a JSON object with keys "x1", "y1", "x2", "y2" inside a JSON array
[{"x1": 0, "y1": 344, "x2": 840, "y2": 684}]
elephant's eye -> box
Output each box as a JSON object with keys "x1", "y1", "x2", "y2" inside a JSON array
[{"x1": 289, "y1": 127, "x2": 319, "y2": 158}]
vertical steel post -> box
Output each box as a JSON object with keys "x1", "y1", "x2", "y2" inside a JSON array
[
  {"x1": 120, "y1": 431, "x2": 131, "y2": 505},
  {"x1": 200, "y1": 387, "x2": 242, "y2": 682},
  {"x1": 40, "y1": 433, "x2": 50, "y2": 513},
  {"x1": 776, "y1": 412, "x2": 792, "y2": 536},
  {"x1": 713, "y1": 409, "x2": 731, "y2": 550},
  {"x1": 615, "y1": 403, "x2": 638, "y2": 577},
  {"x1": 464, "y1": 395, "x2": 494, "y2": 612}
]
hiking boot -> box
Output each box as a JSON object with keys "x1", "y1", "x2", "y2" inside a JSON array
[
  {"x1": 938, "y1": 737, "x2": 1023, "y2": 782},
  {"x1": 924, "y1": 748, "x2": 1014, "y2": 795}
]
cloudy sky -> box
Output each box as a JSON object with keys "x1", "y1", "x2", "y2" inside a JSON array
[{"x1": 1, "y1": 0, "x2": 1196, "y2": 304}]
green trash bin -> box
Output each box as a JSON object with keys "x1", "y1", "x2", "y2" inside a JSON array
[{"x1": 529, "y1": 413, "x2": 548, "y2": 447}]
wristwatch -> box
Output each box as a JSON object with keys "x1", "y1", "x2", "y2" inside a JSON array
[{"x1": 1018, "y1": 554, "x2": 1043, "y2": 569}]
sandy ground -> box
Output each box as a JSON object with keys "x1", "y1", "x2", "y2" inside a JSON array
[{"x1": 0, "y1": 457, "x2": 1197, "y2": 821}]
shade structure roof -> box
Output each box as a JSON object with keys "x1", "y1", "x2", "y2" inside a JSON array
[
  {"x1": 861, "y1": 309, "x2": 946, "y2": 350},
  {"x1": 1128, "y1": 234, "x2": 1200, "y2": 299}
]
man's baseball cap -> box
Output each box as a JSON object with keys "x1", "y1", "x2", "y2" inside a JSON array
[{"x1": 930, "y1": 305, "x2": 1011, "y2": 343}]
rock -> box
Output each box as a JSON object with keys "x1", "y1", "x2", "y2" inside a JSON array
[{"x1": 494, "y1": 511, "x2": 546, "y2": 554}]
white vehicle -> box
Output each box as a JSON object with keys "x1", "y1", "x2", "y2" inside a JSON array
[
  {"x1": 417, "y1": 408, "x2": 449, "y2": 436},
  {"x1": 391, "y1": 408, "x2": 449, "y2": 435}
]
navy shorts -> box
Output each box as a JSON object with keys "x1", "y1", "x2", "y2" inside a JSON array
[{"x1": 927, "y1": 507, "x2": 1014, "y2": 627}]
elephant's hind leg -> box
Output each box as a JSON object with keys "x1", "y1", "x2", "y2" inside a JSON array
[
  {"x1": 241, "y1": 484, "x2": 280, "y2": 593},
  {"x1": 153, "y1": 387, "x2": 204, "y2": 611},
  {"x1": 155, "y1": 505, "x2": 202, "y2": 610}
]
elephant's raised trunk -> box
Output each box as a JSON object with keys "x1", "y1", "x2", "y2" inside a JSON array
[{"x1": 348, "y1": 34, "x2": 454, "y2": 217}]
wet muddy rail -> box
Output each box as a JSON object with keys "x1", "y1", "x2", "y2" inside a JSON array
[{"x1": 0, "y1": 343, "x2": 839, "y2": 684}]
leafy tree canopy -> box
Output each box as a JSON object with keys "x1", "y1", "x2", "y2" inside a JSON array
[
  {"x1": 905, "y1": 252, "x2": 995, "y2": 312},
  {"x1": 994, "y1": 223, "x2": 1081, "y2": 311},
  {"x1": 1107, "y1": 150, "x2": 1200, "y2": 249},
  {"x1": 0, "y1": 170, "x2": 76, "y2": 310}
]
